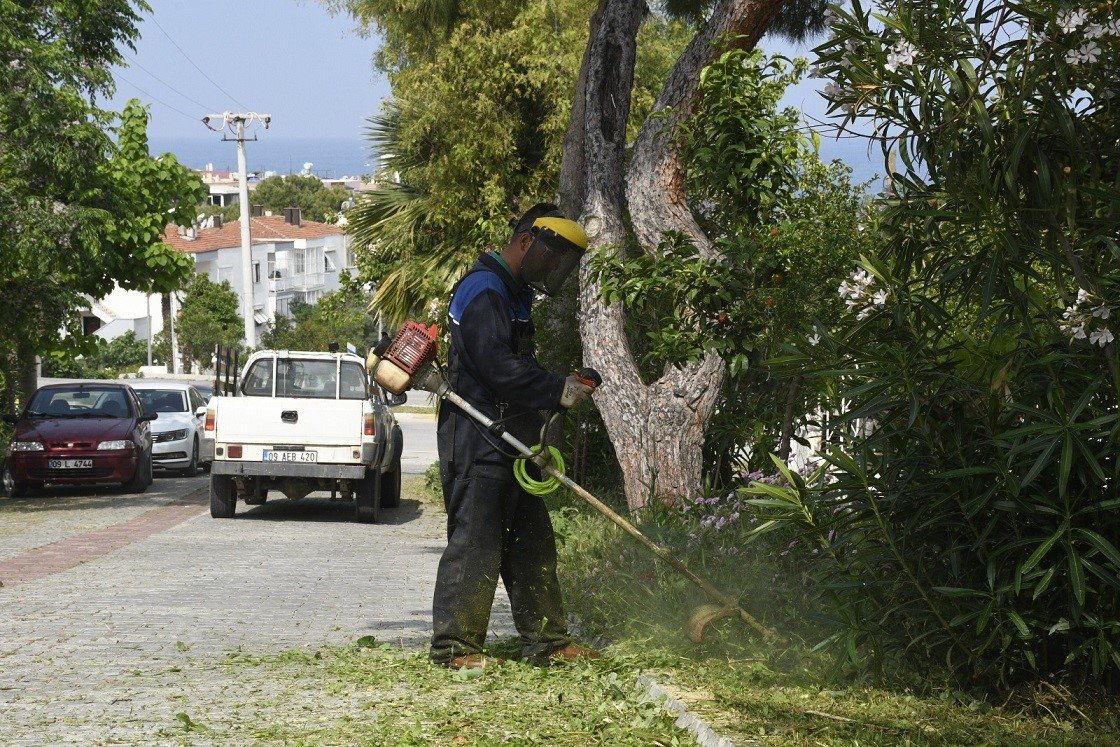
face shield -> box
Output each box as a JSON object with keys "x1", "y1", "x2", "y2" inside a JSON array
[
  {"x1": 520, "y1": 231, "x2": 583, "y2": 296},
  {"x1": 517, "y1": 216, "x2": 589, "y2": 296}
]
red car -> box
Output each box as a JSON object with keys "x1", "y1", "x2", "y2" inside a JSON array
[{"x1": 2, "y1": 383, "x2": 156, "y2": 497}]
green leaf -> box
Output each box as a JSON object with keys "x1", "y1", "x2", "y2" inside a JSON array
[
  {"x1": 1021, "y1": 530, "x2": 1061, "y2": 575},
  {"x1": 1067, "y1": 546, "x2": 1086, "y2": 608},
  {"x1": 1075, "y1": 529, "x2": 1120, "y2": 568},
  {"x1": 1008, "y1": 611, "x2": 1031, "y2": 639}
]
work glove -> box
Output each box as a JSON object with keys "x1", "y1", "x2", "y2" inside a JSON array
[{"x1": 559, "y1": 367, "x2": 602, "y2": 409}]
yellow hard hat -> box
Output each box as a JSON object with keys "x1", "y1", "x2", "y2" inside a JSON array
[{"x1": 532, "y1": 216, "x2": 588, "y2": 252}]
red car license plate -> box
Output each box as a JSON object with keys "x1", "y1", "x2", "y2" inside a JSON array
[{"x1": 48, "y1": 459, "x2": 93, "y2": 469}]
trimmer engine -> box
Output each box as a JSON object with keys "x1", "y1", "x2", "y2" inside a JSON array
[{"x1": 367, "y1": 322, "x2": 441, "y2": 395}]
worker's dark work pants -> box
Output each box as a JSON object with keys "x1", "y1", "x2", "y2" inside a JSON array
[{"x1": 430, "y1": 410, "x2": 571, "y2": 664}]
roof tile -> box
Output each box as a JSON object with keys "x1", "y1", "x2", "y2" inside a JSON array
[{"x1": 162, "y1": 216, "x2": 343, "y2": 254}]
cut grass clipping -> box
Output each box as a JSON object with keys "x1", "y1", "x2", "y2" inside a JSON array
[{"x1": 211, "y1": 639, "x2": 690, "y2": 746}]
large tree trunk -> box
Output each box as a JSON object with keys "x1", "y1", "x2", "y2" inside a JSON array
[
  {"x1": 559, "y1": 0, "x2": 649, "y2": 508},
  {"x1": 560, "y1": 0, "x2": 785, "y2": 510}
]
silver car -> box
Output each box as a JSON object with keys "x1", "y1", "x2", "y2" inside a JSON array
[{"x1": 129, "y1": 382, "x2": 209, "y2": 476}]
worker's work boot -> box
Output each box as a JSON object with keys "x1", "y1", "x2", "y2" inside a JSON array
[
  {"x1": 534, "y1": 643, "x2": 602, "y2": 666},
  {"x1": 446, "y1": 653, "x2": 505, "y2": 670}
]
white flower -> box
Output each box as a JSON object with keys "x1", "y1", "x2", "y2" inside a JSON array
[
  {"x1": 885, "y1": 39, "x2": 917, "y2": 72},
  {"x1": 857, "y1": 306, "x2": 874, "y2": 320},
  {"x1": 822, "y1": 82, "x2": 843, "y2": 100},
  {"x1": 1076, "y1": 288, "x2": 1091, "y2": 304},
  {"x1": 1057, "y1": 8, "x2": 1089, "y2": 34},
  {"x1": 808, "y1": 332, "x2": 821, "y2": 346},
  {"x1": 1092, "y1": 305, "x2": 1111, "y2": 319},
  {"x1": 1084, "y1": 22, "x2": 1107, "y2": 39},
  {"x1": 809, "y1": 64, "x2": 823, "y2": 78},
  {"x1": 824, "y1": 6, "x2": 843, "y2": 28},
  {"x1": 1067, "y1": 41, "x2": 1101, "y2": 65},
  {"x1": 1090, "y1": 328, "x2": 1114, "y2": 346},
  {"x1": 872, "y1": 289, "x2": 890, "y2": 306},
  {"x1": 1072, "y1": 325, "x2": 1088, "y2": 340},
  {"x1": 1107, "y1": 19, "x2": 1120, "y2": 35}
]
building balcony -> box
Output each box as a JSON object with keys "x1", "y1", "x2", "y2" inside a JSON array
[{"x1": 269, "y1": 271, "x2": 325, "y2": 293}]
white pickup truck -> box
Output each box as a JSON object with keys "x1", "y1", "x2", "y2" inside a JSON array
[{"x1": 201, "y1": 350, "x2": 404, "y2": 523}]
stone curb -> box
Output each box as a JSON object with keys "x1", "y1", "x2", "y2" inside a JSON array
[{"x1": 637, "y1": 673, "x2": 746, "y2": 747}]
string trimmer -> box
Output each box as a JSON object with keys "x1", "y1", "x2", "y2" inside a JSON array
[{"x1": 367, "y1": 322, "x2": 777, "y2": 644}]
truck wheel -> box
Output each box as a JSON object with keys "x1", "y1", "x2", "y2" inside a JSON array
[
  {"x1": 124, "y1": 450, "x2": 152, "y2": 494},
  {"x1": 210, "y1": 474, "x2": 236, "y2": 518},
  {"x1": 355, "y1": 469, "x2": 381, "y2": 524},
  {"x1": 380, "y1": 456, "x2": 402, "y2": 509}
]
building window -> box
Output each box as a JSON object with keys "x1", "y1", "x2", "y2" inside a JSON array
[
  {"x1": 293, "y1": 249, "x2": 305, "y2": 275},
  {"x1": 253, "y1": 262, "x2": 261, "y2": 283}
]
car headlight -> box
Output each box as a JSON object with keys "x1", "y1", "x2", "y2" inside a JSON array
[
  {"x1": 10, "y1": 441, "x2": 44, "y2": 452},
  {"x1": 97, "y1": 440, "x2": 132, "y2": 450},
  {"x1": 165, "y1": 429, "x2": 189, "y2": 441}
]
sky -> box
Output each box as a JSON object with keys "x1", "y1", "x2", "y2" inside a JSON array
[
  {"x1": 108, "y1": 0, "x2": 388, "y2": 141},
  {"x1": 107, "y1": 2, "x2": 878, "y2": 181}
]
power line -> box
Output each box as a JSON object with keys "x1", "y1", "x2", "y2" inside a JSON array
[
  {"x1": 122, "y1": 52, "x2": 218, "y2": 113},
  {"x1": 148, "y1": 14, "x2": 252, "y2": 111},
  {"x1": 114, "y1": 71, "x2": 200, "y2": 122}
]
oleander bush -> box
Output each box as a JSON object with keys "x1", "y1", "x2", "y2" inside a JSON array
[{"x1": 741, "y1": 0, "x2": 1120, "y2": 691}]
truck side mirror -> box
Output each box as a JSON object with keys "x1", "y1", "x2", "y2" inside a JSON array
[{"x1": 385, "y1": 391, "x2": 407, "y2": 407}]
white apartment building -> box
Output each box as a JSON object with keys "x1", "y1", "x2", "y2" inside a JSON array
[{"x1": 163, "y1": 209, "x2": 354, "y2": 327}]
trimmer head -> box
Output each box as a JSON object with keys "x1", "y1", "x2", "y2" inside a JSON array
[{"x1": 686, "y1": 603, "x2": 739, "y2": 644}]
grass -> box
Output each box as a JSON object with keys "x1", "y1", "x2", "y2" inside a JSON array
[
  {"x1": 548, "y1": 493, "x2": 1120, "y2": 746},
  {"x1": 190, "y1": 642, "x2": 690, "y2": 746},
  {"x1": 393, "y1": 405, "x2": 438, "y2": 415},
  {"x1": 219, "y1": 471, "x2": 1114, "y2": 746},
  {"x1": 635, "y1": 650, "x2": 1120, "y2": 746}
]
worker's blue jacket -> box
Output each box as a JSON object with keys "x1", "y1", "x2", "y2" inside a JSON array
[{"x1": 439, "y1": 253, "x2": 564, "y2": 460}]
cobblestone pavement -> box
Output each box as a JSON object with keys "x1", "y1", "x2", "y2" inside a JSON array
[{"x1": 0, "y1": 415, "x2": 523, "y2": 745}]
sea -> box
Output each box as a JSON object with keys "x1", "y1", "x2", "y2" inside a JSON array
[
  {"x1": 150, "y1": 137, "x2": 376, "y2": 179},
  {"x1": 150, "y1": 136, "x2": 883, "y2": 190}
]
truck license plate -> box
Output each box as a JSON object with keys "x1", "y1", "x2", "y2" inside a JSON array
[
  {"x1": 48, "y1": 459, "x2": 93, "y2": 469},
  {"x1": 263, "y1": 450, "x2": 317, "y2": 463}
]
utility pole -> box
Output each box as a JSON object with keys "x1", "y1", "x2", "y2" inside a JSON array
[
  {"x1": 203, "y1": 111, "x2": 272, "y2": 349},
  {"x1": 146, "y1": 293, "x2": 153, "y2": 366}
]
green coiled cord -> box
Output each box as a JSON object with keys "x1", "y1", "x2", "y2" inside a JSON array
[{"x1": 514, "y1": 445, "x2": 564, "y2": 495}]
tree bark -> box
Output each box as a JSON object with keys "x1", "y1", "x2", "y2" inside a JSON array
[
  {"x1": 16, "y1": 339, "x2": 37, "y2": 409},
  {"x1": 778, "y1": 374, "x2": 803, "y2": 461},
  {"x1": 559, "y1": 0, "x2": 649, "y2": 509},
  {"x1": 560, "y1": 0, "x2": 786, "y2": 510},
  {"x1": 626, "y1": 0, "x2": 787, "y2": 258}
]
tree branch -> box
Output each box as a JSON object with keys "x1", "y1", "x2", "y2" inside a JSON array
[{"x1": 626, "y1": 0, "x2": 788, "y2": 259}]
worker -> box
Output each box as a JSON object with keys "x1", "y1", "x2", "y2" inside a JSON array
[{"x1": 431, "y1": 202, "x2": 600, "y2": 670}]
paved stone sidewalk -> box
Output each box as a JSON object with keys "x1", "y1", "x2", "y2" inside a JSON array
[
  {"x1": 0, "y1": 483, "x2": 515, "y2": 745},
  {"x1": 0, "y1": 475, "x2": 208, "y2": 563}
]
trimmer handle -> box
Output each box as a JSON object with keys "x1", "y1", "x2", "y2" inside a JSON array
[{"x1": 574, "y1": 367, "x2": 602, "y2": 388}]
